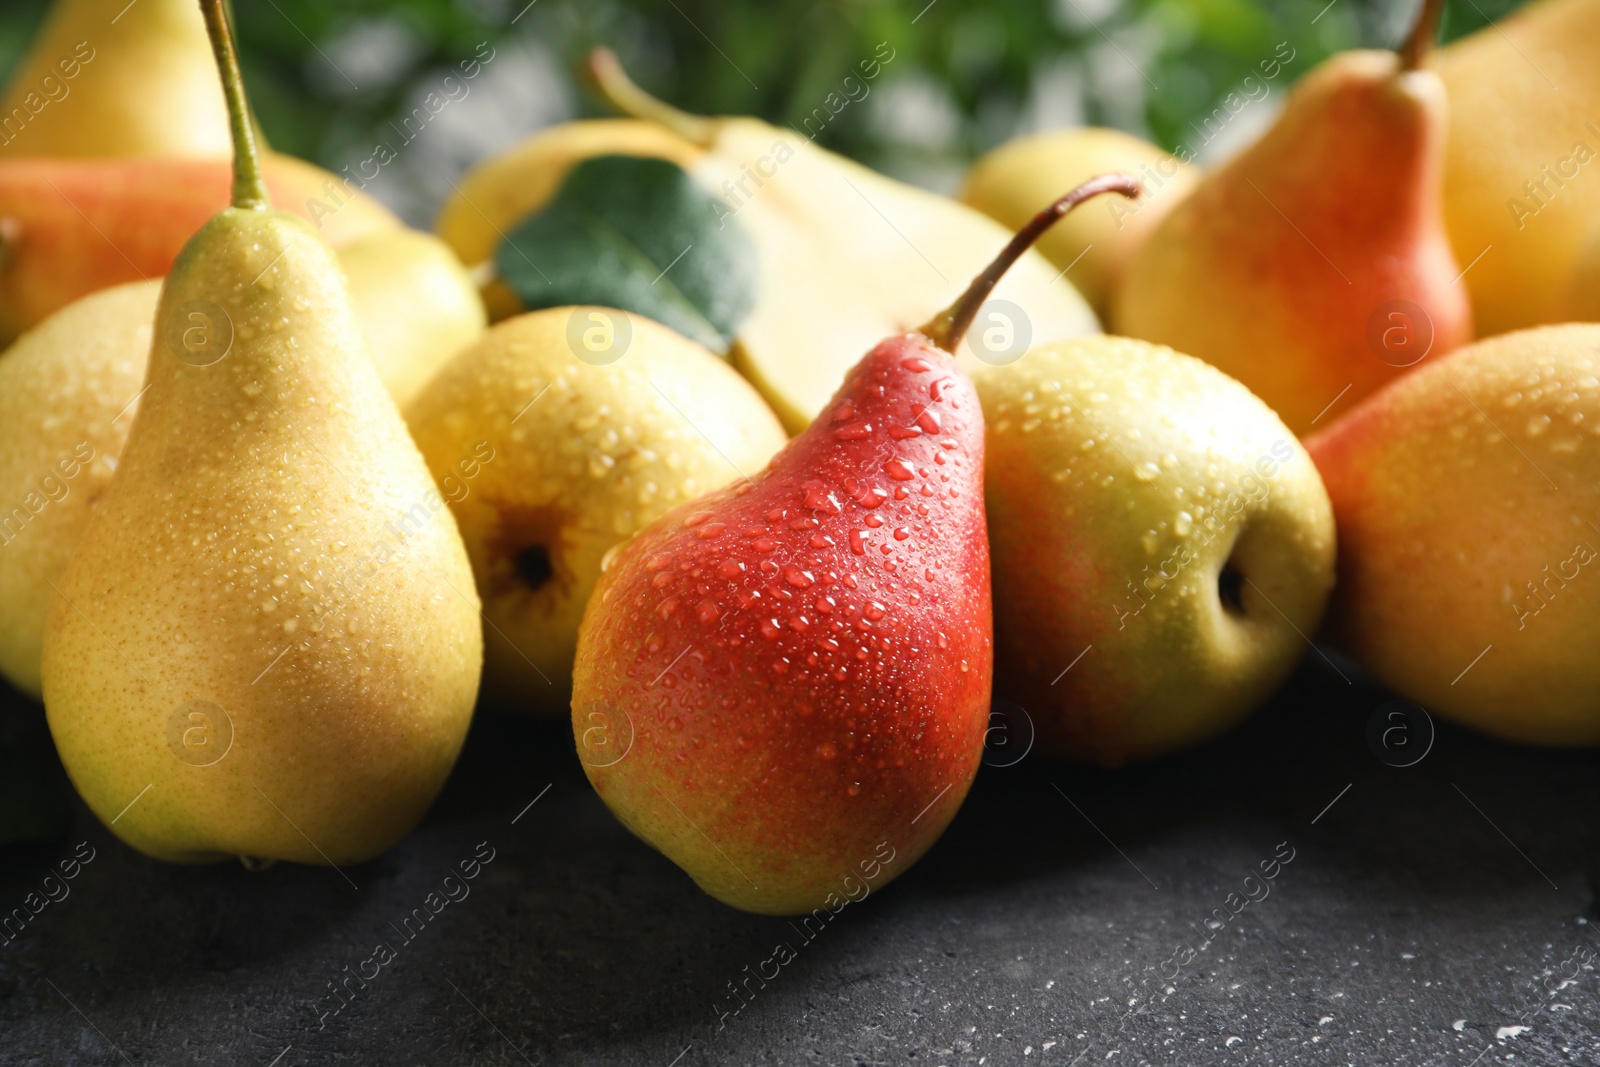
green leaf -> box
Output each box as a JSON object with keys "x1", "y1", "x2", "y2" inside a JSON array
[{"x1": 495, "y1": 154, "x2": 758, "y2": 353}]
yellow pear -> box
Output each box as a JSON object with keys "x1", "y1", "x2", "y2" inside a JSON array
[
  {"x1": 338, "y1": 229, "x2": 486, "y2": 407},
  {"x1": 440, "y1": 50, "x2": 1099, "y2": 433},
  {"x1": 0, "y1": 280, "x2": 157, "y2": 697},
  {"x1": 974, "y1": 336, "x2": 1336, "y2": 765},
  {"x1": 404, "y1": 306, "x2": 786, "y2": 712},
  {"x1": 0, "y1": 0, "x2": 229, "y2": 158},
  {"x1": 1308, "y1": 323, "x2": 1600, "y2": 746},
  {"x1": 0, "y1": 233, "x2": 480, "y2": 699},
  {"x1": 960, "y1": 128, "x2": 1199, "y2": 318},
  {"x1": 40, "y1": 2, "x2": 481, "y2": 864},
  {"x1": 1435, "y1": 0, "x2": 1600, "y2": 335},
  {"x1": 1562, "y1": 221, "x2": 1600, "y2": 322}
]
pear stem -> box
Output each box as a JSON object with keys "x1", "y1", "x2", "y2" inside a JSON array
[
  {"x1": 586, "y1": 47, "x2": 719, "y2": 147},
  {"x1": 200, "y1": 0, "x2": 269, "y2": 210},
  {"x1": 1400, "y1": 0, "x2": 1445, "y2": 71},
  {"x1": 919, "y1": 172, "x2": 1142, "y2": 353}
]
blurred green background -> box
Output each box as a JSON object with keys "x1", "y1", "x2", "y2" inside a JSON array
[{"x1": 0, "y1": 0, "x2": 1527, "y2": 226}]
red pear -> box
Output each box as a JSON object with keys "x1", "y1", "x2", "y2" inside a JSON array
[
  {"x1": 1111, "y1": 0, "x2": 1471, "y2": 434},
  {"x1": 0, "y1": 155, "x2": 398, "y2": 344},
  {"x1": 571, "y1": 176, "x2": 1140, "y2": 914}
]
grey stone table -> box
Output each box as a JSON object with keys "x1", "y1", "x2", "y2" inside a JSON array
[{"x1": 2, "y1": 652, "x2": 1597, "y2": 1066}]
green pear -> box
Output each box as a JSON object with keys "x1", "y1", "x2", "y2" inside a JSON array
[
  {"x1": 1308, "y1": 323, "x2": 1600, "y2": 746},
  {"x1": 40, "y1": 1, "x2": 481, "y2": 864},
  {"x1": 974, "y1": 336, "x2": 1336, "y2": 765},
  {"x1": 960, "y1": 127, "x2": 1199, "y2": 319},
  {"x1": 1112, "y1": 0, "x2": 1471, "y2": 435},
  {"x1": 0, "y1": 0, "x2": 229, "y2": 158},
  {"x1": 0, "y1": 280, "x2": 157, "y2": 697},
  {"x1": 1435, "y1": 0, "x2": 1600, "y2": 336},
  {"x1": 404, "y1": 306, "x2": 787, "y2": 713},
  {"x1": 338, "y1": 229, "x2": 487, "y2": 407}
]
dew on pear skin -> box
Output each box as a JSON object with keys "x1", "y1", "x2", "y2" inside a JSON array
[
  {"x1": 1134, "y1": 461, "x2": 1160, "y2": 482},
  {"x1": 835, "y1": 422, "x2": 873, "y2": 441}
]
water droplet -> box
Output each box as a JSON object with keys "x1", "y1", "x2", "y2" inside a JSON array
[
  {"x1": 901, "y1": 356, "x2": 932, "y2": 372},
  {"x1": 834, "y1": 422, "x2": 873, "y2": 440},
  {"x1": 865, "y1": 602, "x2": 886, "y2": 621},
  {"x1": 884, "y1": 459, "x2": 915, "y2": 481},
  {"x1": 783, "y1": 565, "x2": 815, "y2": 588},
  {"x1": 695, "y1": 522, "x2": 726, "y2": 540},
  {"x1": 847, "y1": 782, "x2": 862, "y2": 796},
  {"x1": 718, "y1": 560, "x2": 745, "y2": 578},
  {"x1": 682, "y1": 511, "x2": 713, "y2": 528},
  {"x1": 1174, "y1": 511, "x2": 1193, "y2": 537},
  {"x1": 1134, "y1": 461, "x2": 1160, "y2": 482},
  {"x1": 850, "y1": 529, "x2": 870, "y2": 555},
  {"x1": 802, "y1": 479, "x2": 842, "y2": 514}
]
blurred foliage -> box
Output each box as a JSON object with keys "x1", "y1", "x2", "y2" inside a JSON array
[{"x1": 0, "y1": 0, "x2": 1532, "y2": 209}]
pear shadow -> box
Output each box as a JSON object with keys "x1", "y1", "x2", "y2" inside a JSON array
[{"x1": 899, "y1": 653, "x2": 1600, "y2": 909}]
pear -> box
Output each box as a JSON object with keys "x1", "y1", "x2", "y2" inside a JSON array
[
  {"x1": 0, "y1": 0, "x2": 229, "y2": 158},
  {"x1": 443, "y1": 50, "x2": 1099, "y2": 433},
  {"x1": 1435, "y1": 0, "x2": 1600, "y2": 336},
  {"x1": 0, "y1": 153, "x2": 399, "y2": 345},
  {"x1": 961, "y1": 127, "x2": 1199, "y2": 318},
  {"x1": 40, "y1": 1, "x2": 481, "y2": 864},
  {"x1": 1566, "y1": 224, "x2": 1600, "y2": 322},
  {"x1": 338, "y1": 229, "x2": 486, "y2": 407},
  {"x1": 405, "y1": 307, "x2": 786, "y2": 713},
  {"x1": 1307, "y1": 323, "x2": 1600, "y2": 746},
  {"x1": 0, "y1": 237, "x2": 483, "y2": 700},
  {"x1": 1113, "y1": 0, "x2": 1471, "y2": 435},
  {"x1": 0, "y1": 280, "x2": 158, "y2": 697},
  {"x1": 973, "y1": 336, "x2": 1336, "y2": 766},
  {"x1": 571, "y1": 176, "x2": 1136, "y2": 914}
]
